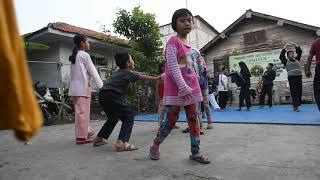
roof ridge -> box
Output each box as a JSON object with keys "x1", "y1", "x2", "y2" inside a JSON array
[
  {"x1": 200, "y1": 9, "x2": 320, "y2": 53},
  {"x1": 47, "y1": 22, "x2": 129, "y2": 46}
]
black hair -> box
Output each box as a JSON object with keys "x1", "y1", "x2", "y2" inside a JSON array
[
  {"x1": 239, "y1": 61, "x2": 249, "y2": 71},
  {"x1": 115, "y1": 53, "x2": 130, "y2": 69},
  {"x1": 171, "y1": 8, "x2": 193, "y2": 32},
  {"x1": 221, "y1": 67, "x2": 226, "y2": 71},
  {"x1": 268, "y1": 63, "x2": 274, "y2": 68},
  {"x1": 69, "y1": 34, "x2": 87, "y2": 64},
  {"x1": 286, "y1": 51, "x2": 294, "y2": 56},
  {"x1": 158, "y1": 61, "x2": 165, "y2": 74}
]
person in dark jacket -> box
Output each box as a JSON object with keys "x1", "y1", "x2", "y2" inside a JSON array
[
  {"x1": 237, "y1": 62, "x2": 251, "y2": 111},
  {"x1": 306, "y1": 37, "x2": 320, "y2": 111},
  {"x1": 259, "y1": 63, "x2": 276, "y2": 108},
  {"x1": 279, "y1": 43, "x2": 303, "y2": 112}
]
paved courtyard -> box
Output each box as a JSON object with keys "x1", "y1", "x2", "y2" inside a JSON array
[{"x1": 0, "y1": 121, "x2": 319, "y2": 180}]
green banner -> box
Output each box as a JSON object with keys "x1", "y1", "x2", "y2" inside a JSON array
[{"x1": 229, "y1": 49, "x2": 287, "y2": 82}]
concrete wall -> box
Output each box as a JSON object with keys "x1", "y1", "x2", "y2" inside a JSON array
[
  {"x1": 160, "y1": 24, "x2": 175, "y2": 48},
  {"x1": 27, "y1": 42, "x2": 61, "y2": 88},
  {"x1": 204, "y1": 17, "x2": 318, "y2": 104},
  {"x1": 160, "y1": 17, "x2": 218, "y2": 49},
  {"x1": 59, "y1": 43, "x2": 118, "y2": 89},
  {"x1": 27, "y1": 41, "x2": 122, "y2": 89}
]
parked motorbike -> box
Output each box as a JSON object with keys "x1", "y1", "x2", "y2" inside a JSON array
[{"x1": 34, "y1": 82, "x2": 72, "y2": 126}]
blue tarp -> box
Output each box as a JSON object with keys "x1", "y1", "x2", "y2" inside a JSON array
[{"x1": 135, "y1": 104, "x2": 320, "y2": 125}]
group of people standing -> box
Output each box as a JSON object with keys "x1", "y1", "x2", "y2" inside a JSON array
[
  {"x1": 68, "y1": 8, "x2": 211, "y2": 164},
  {"x1": 259, "y1": 41, "x2": 319, "y2": 112},
  {"x1": 66, "y1": 7, "x2": 320, "y2": 166},
  {"x1": 218, "y1": 40, "x2": 320, "y2": 113}
]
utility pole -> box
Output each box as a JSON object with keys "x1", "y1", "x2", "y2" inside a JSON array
[{"x1": 185, "y1": 0, "x2": 191, "y2": 44}]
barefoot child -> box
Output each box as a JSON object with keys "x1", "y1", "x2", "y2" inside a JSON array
[
  {"x1": 93, "y1": 53, "x2": 158, "y2": 151},
  {"x1": 68, "y1": 34, "x2": 103, "y2": 145},
  {"x1": 149, "y1": 9, "x2": 210, "y2": 164}
]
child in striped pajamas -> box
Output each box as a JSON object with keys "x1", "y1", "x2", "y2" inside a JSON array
[{"x1": 149, "y1": 8, "x2": 210, "y2": 164}]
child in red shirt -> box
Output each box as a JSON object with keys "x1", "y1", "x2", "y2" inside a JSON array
[{"x1": 155, "y1": 62, "x2": 179, "y2": 128}]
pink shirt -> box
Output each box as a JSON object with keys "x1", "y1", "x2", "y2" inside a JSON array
[
  {"x1": 163, "y1": 36, "x2": 203, "y2": 106},
  {"x1": 68, "y1": 50, "x2": 103, "y2": 97}
]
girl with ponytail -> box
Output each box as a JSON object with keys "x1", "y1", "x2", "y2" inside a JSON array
[{"x1": 68, "y1": 34, "x2": 103, "y2": 144}]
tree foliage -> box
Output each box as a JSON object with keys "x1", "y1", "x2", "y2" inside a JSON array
[
  {"x1": 113, "y1": 6, "x2": 163, "y2": 74},
  {"x1": 113, "y1": 6, "x2": 164, "y2": 114}
]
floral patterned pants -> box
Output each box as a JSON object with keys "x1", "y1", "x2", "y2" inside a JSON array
[{"x1": 153, "y1": 104, "x2": 201, "y2": 155}]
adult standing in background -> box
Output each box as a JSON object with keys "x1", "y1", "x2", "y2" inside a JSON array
[
  {"x1": 237, "y1": 62, "x2": 252, "y2": 111},
  {"x1": 306, "y1": 37, "x2": 320, "y2": 111},
  {"x1": 217, "y1": 67, "x2": 229, "y2": 110},
  {"x1": 259, "y1": 63, "x2": 276, "y2": 108},
  {"x1": 279, "y1": 43, "x2": 303, "y2": 112}
]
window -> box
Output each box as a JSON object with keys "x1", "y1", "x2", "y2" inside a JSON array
[
  {"x1": 90, "y1": 54, "x2": 108, "y2": 66},
  {"x1": 243, "y1": 30, "x2": 266, "y2": 45},
  {"x1": 213, "y1": 58, "x2": 229, "y2": 75}
]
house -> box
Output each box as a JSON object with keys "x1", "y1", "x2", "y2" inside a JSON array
[
  {"x1": 200, "y1": 9, "x2": 320, "y2": 104},
  {"x1": 160, "y1": 15, "x2": 219, "y2": 50},
  {"x1": 24, "y1": 22, "x2": 130, "y2": 89}
]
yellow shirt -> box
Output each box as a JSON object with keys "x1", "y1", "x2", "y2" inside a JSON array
[{"x1": 0, "y1": 0, "x2": 42, "y2": 141}]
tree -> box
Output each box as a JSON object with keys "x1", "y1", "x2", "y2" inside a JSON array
[
  {"x1": 113, "y1": 6, "x2": 164, "y2": 113},
  {"x1": 113, "y1": 6, "x2": 163, "y2": 74}
]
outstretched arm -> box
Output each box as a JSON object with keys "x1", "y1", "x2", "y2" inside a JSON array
[{"x1": 139, "y1": 74, "x2": 159, "y2": 81}]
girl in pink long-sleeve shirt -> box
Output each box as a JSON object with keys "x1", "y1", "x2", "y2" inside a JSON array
[
  {"x1": 68, "y1": 34, "x2": 103, "y2": 144},
  {"x1": 149, "y1": 9, "x2": 210, "y2": 164}
]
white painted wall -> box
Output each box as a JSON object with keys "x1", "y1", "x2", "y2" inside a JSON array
[
  {"x1": 159, "y1": 17, "x2": 218, "y2": 50},
  {"x1": 27, "y1": 37, "x2": 128, "y2": 89},
  {"x1": 59, "y1": 43, "x2": 117, "y2": 89},
  {"x1": 27, "y1": 42, "x2": 61, "y2": 88}
]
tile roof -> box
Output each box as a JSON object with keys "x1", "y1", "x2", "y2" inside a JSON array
[
  {"x1": 48, "y1": 22, "x2": 129, "y2": 46},
  {"x1": 201, "y1": 9, "x2": 320, "y2": 54}
]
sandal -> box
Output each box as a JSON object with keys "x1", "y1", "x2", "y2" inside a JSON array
[
  {"x1": 149, "y1": 145, "x2": 160, "y2": 160},
  {"x1": 76, "y1": 138, "x2": 94, "y2": 145},
  {"x1": 173, "y1": 125, "x2": 180, "y2": 129},
  {"x1": 87, "y1": 131, "x2": 95, "y2": 139},
  {"x1": 182, "y1": 128, "x2": 190, "y2": 133},
  {"x1": 207, "y1": 124, "x2": 213, "y2": 129},
  {"x1": 189, "y1": 153, "x2": 210, "y2": 164},
  {"x1": 93, "y1": 138, "x2": 108, "y2": 147},
  {"x1": 115, "y1": 143, "x2": 138, "y2": 152},
  {"x1": 200, "y1": 130, "x2": 205, "y2": 135}
]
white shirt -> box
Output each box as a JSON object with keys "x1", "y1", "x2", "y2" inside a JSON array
[
  {"x1": 68, "y1": 50, "x2": 103, "y2": 97},
  {"x1": 217, "y1": 73, "x2": 228, "y2": 92}
]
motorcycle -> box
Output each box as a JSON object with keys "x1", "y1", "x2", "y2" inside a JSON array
[{"x1": 34, "y1": 82, "x2": 72, "y2": 126}]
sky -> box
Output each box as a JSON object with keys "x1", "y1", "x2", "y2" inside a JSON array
[{"x1": 14, "y1": 0, "x2": 320, "y2": 35}]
